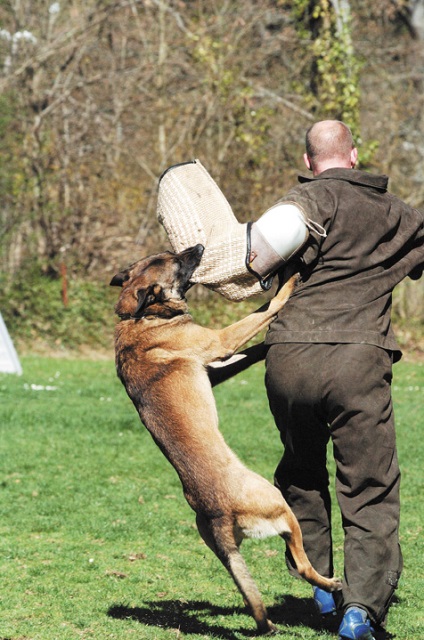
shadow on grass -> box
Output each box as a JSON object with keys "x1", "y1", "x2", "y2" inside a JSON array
[
  {"x1": 108, "y1": 594, "x2": 343, "y2": 638},
  {"x1": 108, "y1": 599, "x2": 247, "y2": 639},
  {"x1": 108, "y1": 595, "x2": 397, "y2": 638}
]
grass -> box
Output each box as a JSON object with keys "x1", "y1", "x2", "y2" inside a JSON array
[{"x1": 0, "y1": 355, "x2": 423, "y2": 639}]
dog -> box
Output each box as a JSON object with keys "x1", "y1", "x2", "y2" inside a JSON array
[{"x1": 110, "y1": 244, "x2": 341, "y2": 635}]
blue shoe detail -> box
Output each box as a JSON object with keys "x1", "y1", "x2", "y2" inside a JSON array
[
  {"x1": 313, "y1": 586, "x2": 337, "y2": 616},
  {"x1": 338, "y1": 606, "x2": 375, "y2": 640}
]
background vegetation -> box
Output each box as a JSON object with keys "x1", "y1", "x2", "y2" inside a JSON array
[
  {"x1": 0, "y1": 0, "x2": 423, "y2": 354},
  {"x1": 1, "y1": 357, "x2": 423, "y2": 639}
]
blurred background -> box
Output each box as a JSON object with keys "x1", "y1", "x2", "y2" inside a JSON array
[{"x1": 0, "y1": 0, "x2": 423, "y2": 355}]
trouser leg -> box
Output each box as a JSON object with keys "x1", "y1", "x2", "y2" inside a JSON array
[
  {"x1": 326, "y1": 345, "x2": 402, "y2": 625},
  {"x1": 265, "y1": 343, "x2": 334, "y2": 578}
]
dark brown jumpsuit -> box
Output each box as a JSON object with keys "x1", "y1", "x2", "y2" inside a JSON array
[{"x1": 264, "y1": 168, "x2": 424, "y2": 626}]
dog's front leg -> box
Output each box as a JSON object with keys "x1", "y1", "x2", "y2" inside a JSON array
[
  {"x1": 207, "y1": 342, "x2": 268, "y2": 386},
  {"x1": 214, "y1": 274, "x2": 297, "y2": 356}
]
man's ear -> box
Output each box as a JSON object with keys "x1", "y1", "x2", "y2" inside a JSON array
[
  {"x1": 303, "y1": 153, "x2": 312, "y2": 171},
  {"x1": 350, "y1": 147, "x2": 358, "y2": 168}
]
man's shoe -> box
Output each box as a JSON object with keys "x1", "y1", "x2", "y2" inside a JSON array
[
  {"x1": 338, "y1": 606, "x2": 375, "y2": 640},
  {"x1": 313, "y1": 586, "x2": 337, "y2": 616}
]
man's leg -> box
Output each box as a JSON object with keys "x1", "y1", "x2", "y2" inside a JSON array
[
  {"x1": 265, "y1": 343, "x2": 334, "y2": 579},
  {"x1": 326, "y1": 344, "x2": 402, "y2": 626}
]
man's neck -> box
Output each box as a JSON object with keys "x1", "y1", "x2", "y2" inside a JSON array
[{"x1": 313, "y1": 160, "x2": 353, "y2": 176}]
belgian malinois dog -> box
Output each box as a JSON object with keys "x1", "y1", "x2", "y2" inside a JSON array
[{"x1": 110, "y1": 244, "x2": 341, "y2": 635}]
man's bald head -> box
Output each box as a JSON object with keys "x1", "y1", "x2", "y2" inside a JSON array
[{"x1": 304, "y1": 120, "x2": 357, "y2": 175}]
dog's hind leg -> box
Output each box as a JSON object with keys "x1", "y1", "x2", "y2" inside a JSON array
[{"x1": 196, "y1": 513, "x2": 277, "y2": 635}]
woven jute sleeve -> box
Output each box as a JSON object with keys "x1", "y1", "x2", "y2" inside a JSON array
[{"x1": 157, "y1": 159, "x2": 264, "y2": 301}]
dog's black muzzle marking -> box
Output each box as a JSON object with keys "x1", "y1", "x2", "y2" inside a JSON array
[{"x1": 177, "y1": 244, "x2": 204, "y2": 293}]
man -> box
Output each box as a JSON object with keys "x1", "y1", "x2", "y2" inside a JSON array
[
  {"x1": 157, "y1": 121, "x2": 423, "y2": 638},
  {"x1": 264, "y1": 120, "x2": 424, "y2": 640}
]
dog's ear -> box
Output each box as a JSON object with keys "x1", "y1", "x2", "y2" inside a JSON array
[
  {"x1": 133, "y1": 284, "x2": 162, "y2": 317},
  {"x1": 110, "y1": 270, "x2": 130, "y2": 287}
]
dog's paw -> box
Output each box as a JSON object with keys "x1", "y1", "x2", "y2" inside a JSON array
[
  {"x1": 329, "y1": 577, "x2": 343, "y2": 591},
  {"x1": 258, "y1": 620, "x2": 279, "y2": 636}
]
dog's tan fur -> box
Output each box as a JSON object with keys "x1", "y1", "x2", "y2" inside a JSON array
[{"x1": 111, "y1": 244, "x2": 341, "y2": 635}]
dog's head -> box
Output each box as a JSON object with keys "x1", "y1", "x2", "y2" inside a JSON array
[{"x1": 110, "y1": 244, "x2": 204, "y2": 319}]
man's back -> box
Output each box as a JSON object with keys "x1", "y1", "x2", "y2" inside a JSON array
[{"x1": 266, "y1": 167, "x2": 424, "y2": 356}]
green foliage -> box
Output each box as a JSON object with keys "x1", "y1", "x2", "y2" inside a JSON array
[
  {"x1": 291, "y1": 0, "x2": 377, "y2": 166},
  {"x1": 292, "y1": 0, "x2": 360, "y2": 120},
  {"x1": 189, "y1": 30, "x2": 273, "y2": 170},
  {"x1": 0, "y1": 264, "x2": 117, "y2": 352},
  {"x1": 0, "y1": 92, "x2": 15, "y2": 138},
  {"x1": 0, "y1": 92, "x2": 21, "y2": 201},
  {"x1": 0, "y1": 357, "x2": 423, "y2": 638}
]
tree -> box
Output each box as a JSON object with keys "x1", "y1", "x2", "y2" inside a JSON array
[{"x1": 291, "y1": 0, "x2": 362, "y2": 140}]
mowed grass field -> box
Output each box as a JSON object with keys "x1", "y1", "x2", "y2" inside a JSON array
[{"x1": 0, "y1": 355, "x2": 423, "y2": 639}]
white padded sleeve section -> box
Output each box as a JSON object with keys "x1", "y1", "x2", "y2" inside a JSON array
[{"x1": 254, "y1": 203, "x2": 309, "y2": 260}]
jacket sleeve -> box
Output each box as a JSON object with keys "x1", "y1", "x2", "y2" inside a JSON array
[
  {"x1": 276, "y1": 184, "x2": 334, "y2": 267},
  {"x1": 408, "y1": 210, "x2": 424, "y2": 280}
]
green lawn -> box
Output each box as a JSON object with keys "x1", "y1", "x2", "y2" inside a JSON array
[{"x1": 0, "y1": 355, "x2": 423, "y2": 639}]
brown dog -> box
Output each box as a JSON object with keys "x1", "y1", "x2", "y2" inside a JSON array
[{"x1": 110, "y1": 244, "x2": 341, "y2": 635}]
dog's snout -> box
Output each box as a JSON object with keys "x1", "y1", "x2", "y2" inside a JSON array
[
  {"x1": 193, "y1": 243, "x2": 204, "y2": 258},
  {"x1": 178, "y1": 244, "x2": 204, "y2": 269},
  {"x1": 190, "y1": 244, "x2": 205, "y2": 264},
  {"x1": 180, "y1": 244, "x2": 204, "y2": 260},
  {"x1": 175, "y1": 244, "x2": 204, "y2": 292}
]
